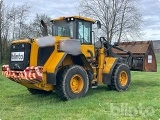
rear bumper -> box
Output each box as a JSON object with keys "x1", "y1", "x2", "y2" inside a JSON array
[{"x1": 2, "y1": 65, "x2": 43, "y2": 84}]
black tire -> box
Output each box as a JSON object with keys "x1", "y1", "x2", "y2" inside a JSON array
[
  {"x1": 55, "y1": 65, "x2": 89, "y2": 101},
  {"x1": 108, "y1": 64, "x2": 131, "y2": 91},
  {"x1": 27, "y1": 88, "x2": 52, "y2": 95}
]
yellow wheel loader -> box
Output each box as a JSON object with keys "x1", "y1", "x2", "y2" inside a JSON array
[{"x1": 2, "y1": 16, "x2": 157, "y2": 100}]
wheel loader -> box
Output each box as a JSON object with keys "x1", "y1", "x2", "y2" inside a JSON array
[{"x1": 2, "y1": 16, "x2": 157, "y2": 100}]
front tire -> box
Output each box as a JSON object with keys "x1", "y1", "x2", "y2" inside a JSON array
[
  {"x1": 108, "y1": 64, "x2": 131, "y2": 91},
  {"x1": 56, "y1": 65, "x2": 89, "y2": 101}
]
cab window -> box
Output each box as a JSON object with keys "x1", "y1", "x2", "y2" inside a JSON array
[
  {"x1": 78, "y1": 21, "x2": 91, "y2": 44},
  {"x1": 52, "y1": 21, "x2": 74, "y2": 38}
]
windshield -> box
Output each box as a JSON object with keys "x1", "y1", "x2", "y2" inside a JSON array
[{"x1": 52, "y1": 21, "x2": 74, "y2": 38}]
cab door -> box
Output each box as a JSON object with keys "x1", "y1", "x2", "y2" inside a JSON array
[{"x1": 77, "y1": 21, "x2": 95, "y2": 58}]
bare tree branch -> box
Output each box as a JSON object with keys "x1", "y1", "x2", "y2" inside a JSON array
[{"x1": 79, "y1": 0, "x2": 143, "y2": 43}]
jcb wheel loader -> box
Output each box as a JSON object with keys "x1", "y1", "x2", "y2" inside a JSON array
[{"x1": 2, "y1": 16, "x2": 157, "y2": 100}]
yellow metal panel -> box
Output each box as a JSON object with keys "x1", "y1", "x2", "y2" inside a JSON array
[
  {"x1": 11, "y1": 39, "x2": 30, "y2": 44},
  {"x1": 98, "y1": 69, "x2": 103, "y2": 84},
  {"x1": 46, "y1": 52, "x2": 66, "y2": 73},
  {"x1": 72, "y1": 16, "x2": 95, "y2": 23},
  {"x1": 81, "y1": 45, "x2": 95, "y2": 58},
  {"x1": 97, "y1": 48, "x2": 105, "y2": 83},
  {"x1": 41, "y1": 48, "x2": 66, "y2": 84},
  {"x1": 42, "y1": 44, "x2": 66, "y2": 73},
  {"x1": 29, "y1": 37, "x2": 68, "y2": 66},
  {"x1": 11, "y1": 39, "x2": 38, "y2": 66},
  {"x1": 19, "y1": 81, "x2": 54, "y2": 91},
  {"x1": 54, "y1": 36, "x2": 70, "y2": 42},
  {"x1": 97, "y1": 48, "x2": 105, "y2": 69},
  {"x1": 103, "y1": 57, "x2": 116, "y2": 74}
]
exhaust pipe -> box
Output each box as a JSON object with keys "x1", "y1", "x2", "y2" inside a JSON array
[
  {"x1": 35, "y1": 20, "x2": 55, "y2": 47},
  {"x1": 41, "y1": 20, "x2": 48, "y2": 36}
]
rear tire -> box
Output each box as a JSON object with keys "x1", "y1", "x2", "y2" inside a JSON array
[
  {"x1": 55, "y1": 65, "x2": 89, "y2": 101},
  {"x1": 27, "y1": 88, "x2": 52, "y2": 95},
  {"x1": 108, "y1": 64, "x2": 131, "y2": 91}
]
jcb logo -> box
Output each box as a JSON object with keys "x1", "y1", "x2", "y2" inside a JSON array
[{"x1": 11, "y1": 52, "x2": 24, "y2": 61}]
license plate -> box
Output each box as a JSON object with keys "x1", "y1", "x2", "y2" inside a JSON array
[{"x1": 11, "y1": 52, "x2": 24, "y2": 61}]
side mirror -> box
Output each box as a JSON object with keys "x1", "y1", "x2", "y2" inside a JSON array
[
  {"x1": 41, "y1": 20, "x2": 48, "y2": 36},
  {"x1": 96, "y1": 20, "x2": 101, "y2": 29}
]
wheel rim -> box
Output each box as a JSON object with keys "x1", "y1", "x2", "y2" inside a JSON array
[
  {"x1": 70, "y1": 74, "x2": 84, "y2": 94},
  {"x1": 119, "y1": 71, "x2": 128, "y2": 86}
]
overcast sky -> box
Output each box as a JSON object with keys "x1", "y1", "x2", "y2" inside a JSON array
[{"x1": 3, "y1": 0, "x2": 160, "y2": 40}]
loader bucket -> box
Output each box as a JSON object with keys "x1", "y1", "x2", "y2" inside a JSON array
[{"x1": 112, "y1": 41, "x2": 157, "y2": 72}]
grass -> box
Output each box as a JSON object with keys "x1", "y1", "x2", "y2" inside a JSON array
[{"x1": 0, "y1": 54, "x2": 160, "y2": 120}]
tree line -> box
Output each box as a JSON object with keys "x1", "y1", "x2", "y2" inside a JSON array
[{"x1": 0, "y1": 1, "x2": 51, "y2": 63}]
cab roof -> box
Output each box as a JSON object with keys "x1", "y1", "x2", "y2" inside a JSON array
[{"x1": 51, "y1": 16, "x2": 95, "y2": 23}]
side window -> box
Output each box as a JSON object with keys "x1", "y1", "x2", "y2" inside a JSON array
[
  {"x1": 53, "y1": 21, "x2": 74, "y2": 38},
  {"x1": 57, "y1": 27, "x2": 68, "y2": 36},
  {"x1": 78, "y1": 21, "x2": 91, "y2": 44},
  {"x1": 69, "y1": 22, "x2": 74, "y2": 38},
  {"x1": 84, "y1": 22, "x2": 91, "y2": 43},
  {"x1": 78, "y1": 22, "x2": 84, "y2": 41},
  {"x1": 58, "y1": 27, "x2": 62, "y2": 36}
]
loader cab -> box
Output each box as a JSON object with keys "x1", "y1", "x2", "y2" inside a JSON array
[{"x1": 51, "y1": 16, "x2": 96, "y2": 44}]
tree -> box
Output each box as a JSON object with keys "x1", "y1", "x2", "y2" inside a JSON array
[
  {"x1": 16, "y1": 4, "x2": 30, "y2": 39},
  {"x1": 7, "y1": 4, "x2": 30, "y2": 40},
  {"x1": 79, "y1": 0, "x2": 142, "y2": 43},
  {"x1": 0, "y1": 0, "x2": 3, "y2": 63},
  {"x1": 0, "y1": 1, "x2": 30, "y2": 63},
  {"x1": 0, "y1": 2, "x2": 51, "y2": 64}
]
